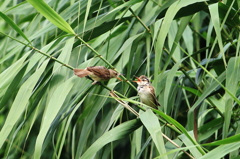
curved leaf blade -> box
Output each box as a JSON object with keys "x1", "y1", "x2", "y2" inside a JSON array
[
  {"x1": 26, "y1": 0, "x2": 75, "y2": 34},
  {"x1": 80, "y1": 119, "x2": 142, "y2": 159},
  {"x1": 0, "y1": 11, "x2": 31, "y2": 45},
  {"x1": 139, "y1": 110, "x2": 167, "y2": 158}
]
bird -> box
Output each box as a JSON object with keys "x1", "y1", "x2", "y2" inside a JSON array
[
  {"x1": 133, "y1": 75, "x2": 160, "y2": 109},
  {"x1": 74, "y1": 66, "x2": 121, "y2": 84}
]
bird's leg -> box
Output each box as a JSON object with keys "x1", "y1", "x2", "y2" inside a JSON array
[
  {"x1": 92, "y1": 81, "x2": 98, "y2": 85},
  {"x1": 92, "y1": 81, "x2": 101, "y2": 85}
]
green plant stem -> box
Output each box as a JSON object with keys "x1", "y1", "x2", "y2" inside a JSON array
[
  {"x1": 128, "y1": 8, "x2": 150, "y2": 33},
  {"x1": 0, "y1": 32, "x2": 75, "y2": 70},
  {"x1": 33, "y1": 47, "x2": 75, "y2": 70},
  {"x1": 122, "y1": 0, "x2": 150, "y2": 33}
]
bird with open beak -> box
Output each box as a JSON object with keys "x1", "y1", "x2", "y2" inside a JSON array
[
  {"x1": 133, "y1": 75, "x2": 160, "y2": 109},
  {"x1": 74, "y1": 66, "x2": 121, "y2": 84}
]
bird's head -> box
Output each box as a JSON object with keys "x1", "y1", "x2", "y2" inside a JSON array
[
  {"x1": 133, "y1": 75, "x2": 150, "y2": 85},
  {"x1": 109, "y1": 69, "x2": 122, "y2": 81}
]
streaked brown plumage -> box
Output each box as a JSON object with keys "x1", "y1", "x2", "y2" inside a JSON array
[
  {"x1": 74, "y1": 66, "x2": 121, "y2": 84},
  {"x1": 133, "y1": 75, "x2": 160, "y2": 109}
]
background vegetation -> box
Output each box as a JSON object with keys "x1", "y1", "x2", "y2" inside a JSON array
[{"x1": 0, "y1": 0, "x2": 239, "y2": 158}]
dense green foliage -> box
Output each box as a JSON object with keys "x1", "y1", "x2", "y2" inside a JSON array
[{"x1": 0, "y1": 0, "x2": 240, "y2": 158}]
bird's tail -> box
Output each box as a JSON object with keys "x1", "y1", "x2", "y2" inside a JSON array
[{"x1": 73, "y1": 69, "x2": 90, "y2": 78}]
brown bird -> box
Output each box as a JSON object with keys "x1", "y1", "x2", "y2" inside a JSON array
[
  {"x1": 133, "y1": 75, "x2": 160, "y2": 109},
  {"x1": 74, "y1": 66, "x2": 121, "y2": 84}
]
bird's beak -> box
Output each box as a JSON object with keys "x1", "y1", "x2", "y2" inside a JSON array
[
  {"x1": 116, "y1": 76, "x2": 122, "y2": 81},
  {"x1": 133, "y1": 76, "x2": 141, "y2": 83},
  {"x1": 116, "y1": 73, "x2": 124, "y2": 81}
]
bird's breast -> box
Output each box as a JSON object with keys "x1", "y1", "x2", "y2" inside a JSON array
[
  {"x1": 137, "y1": 86, "x2": 156, "y2": 107},
  {"x1": 137, "y1": 86, "x2": 152, "y2": 99},
  {"x1": 88, "y1": 72, "x2": 102, "y2": 81}
]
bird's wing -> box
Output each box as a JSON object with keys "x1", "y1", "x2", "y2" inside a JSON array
[
  {"x1": 87, "y1": 66, "x2": 110, "y2": 80},
  {"x1": 74, "y1": 69, "x2": 90, "y2": 77},
  {"x1": 149, "y1": 85, "x2": 160, "y2": 106}
]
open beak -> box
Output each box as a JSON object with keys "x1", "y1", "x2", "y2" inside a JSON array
[{"x1": 133, "y1": 76, "x2": 141, "y2": 83}]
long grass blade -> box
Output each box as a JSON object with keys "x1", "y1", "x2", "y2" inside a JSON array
[
  {"x1": 80, "y1": 119, "x2": 142, "y2": 159},
  {"x1": 34, "y1": 79, "x2": 74, "y2": 159},
  {"x1": 0, "y1": 59, "x2": 49, "y2": 148}
]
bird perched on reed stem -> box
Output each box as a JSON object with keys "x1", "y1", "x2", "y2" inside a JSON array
[
  {"x1": 133, "y1": 75, "x2": 160, "y2": 109},
  {"x1": 74, "y1": 66, "x2": 121, "y2": 84}
]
